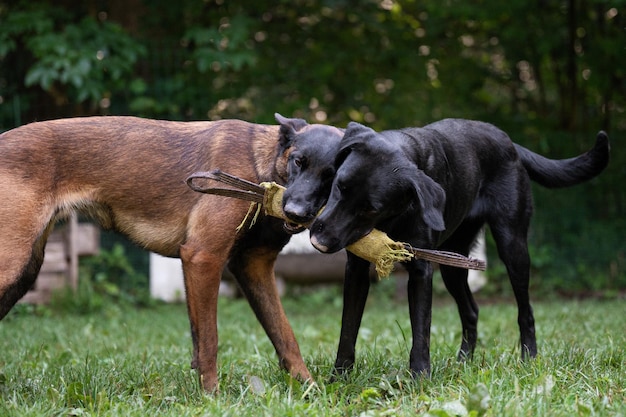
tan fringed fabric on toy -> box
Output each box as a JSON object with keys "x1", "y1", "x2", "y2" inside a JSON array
[
  {"x1": 259, "y1": 182, "x2": 413, "y2": 278},
  {"x1": 345, "y1": 229, "x2": 414, "y2": 277}
]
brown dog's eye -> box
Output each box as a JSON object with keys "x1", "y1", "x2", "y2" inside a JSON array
[{"x1": 293, "y1": 158, "x2": 303, "y2": 168}]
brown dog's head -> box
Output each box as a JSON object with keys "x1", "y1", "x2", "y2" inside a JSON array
[
  {"x1": 309, "y1": 121, "x2": 446, "y2": 253},
  {"x1": 275, "y1": 113, "x2": 344, "y2": 234}
]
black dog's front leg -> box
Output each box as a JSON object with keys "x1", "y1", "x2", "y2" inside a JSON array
[
  {"x1": 333, "y1": 252, "x2": 371, "y2": 376},
  {"x1": 406, "y1": 259, "x2": 433, "y2": 377}
]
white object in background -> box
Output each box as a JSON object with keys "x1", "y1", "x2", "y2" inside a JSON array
[
  {"x1": 468, "y1": 229, "x2": 487, "y2": 293},
  {"x1": 149, "y1": 231, "x2": 316, "y2": 302},
  {"x1": 149, "y1": 253, "x2": 185, "y2": 302},
  {"x1": 281, "y1": 230, "x2": 316, "y2": 254}
]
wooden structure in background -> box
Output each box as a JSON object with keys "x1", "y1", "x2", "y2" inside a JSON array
[{"x1": 20, "y1": 213, "x2": 100, "y2": 304}]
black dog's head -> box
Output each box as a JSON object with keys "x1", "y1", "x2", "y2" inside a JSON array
[
  {"x1": 275, "y1": 113, "x2": 344, "y2": 234},
  {"x1": 309, "y1": 122, "x2": 446, "y2": 253}
]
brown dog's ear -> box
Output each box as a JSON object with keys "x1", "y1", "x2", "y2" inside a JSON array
[
  {"x1": 275, "y1": 113, "x2": 309, "y2": 148},
  {"x1": 409, "y1": 171, "x2": 446, "y2": 232}
]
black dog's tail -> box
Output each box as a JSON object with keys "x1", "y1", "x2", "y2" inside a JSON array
[{"x1": 514, "y1": 131, "x2": 610, "y2": 188}]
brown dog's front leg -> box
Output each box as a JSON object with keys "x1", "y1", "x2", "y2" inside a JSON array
[
  {"x1": 181, "y1": 244, "x2": 223, "y2": 393},
  {"x1": 229, "y1": 248, "x2": 312, "y2": 385}
]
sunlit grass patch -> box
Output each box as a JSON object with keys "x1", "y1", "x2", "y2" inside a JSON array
[{"x1": 0, "y1": 286, "x2": 624, "y2": 416}]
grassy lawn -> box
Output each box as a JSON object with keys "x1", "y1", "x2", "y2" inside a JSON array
[{"x1": 0, "y1": 282, "x2": 624, "y2": 416}]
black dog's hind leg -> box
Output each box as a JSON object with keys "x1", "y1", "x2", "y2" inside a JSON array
[
  {"x1": 489, "y1": 210, "x2": 537, "y2": 359},
  {"x1": 439, "y1": 221, "x2": 485, "y2": 360},
  {"x1": 406, "y1": 258, "x2": 434, "y2": 377},
  {"x1": 333, "y1": 252, "x2": 371, "y2": 376},
  {"x1": 440, "y1": 264, "x2": 478, "y2": 360}
]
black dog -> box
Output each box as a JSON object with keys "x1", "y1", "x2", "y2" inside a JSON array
[
  {"x1": 278, "y1": 116, "x2": 344, "y2": 231},
  {"x1": 301, "y1": 119, "x2": 609, "y2": 377}
]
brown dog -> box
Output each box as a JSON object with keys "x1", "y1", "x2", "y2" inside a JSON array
[{"x1": 0, "y1": 114, "x2": 343, "y2": 392}]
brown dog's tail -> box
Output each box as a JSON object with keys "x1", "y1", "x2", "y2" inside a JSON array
[{"x1": 514, "y1": 131, "x2": 610, "y2": 188}]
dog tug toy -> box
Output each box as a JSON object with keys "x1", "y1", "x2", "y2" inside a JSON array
[{"x1": 186, "y1": 170, "x2": 486, "y2": 279}]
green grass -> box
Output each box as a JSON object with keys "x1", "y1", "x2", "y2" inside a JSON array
[{"x1": 0, "y1": 282, "x2": 624, "y2": 416}]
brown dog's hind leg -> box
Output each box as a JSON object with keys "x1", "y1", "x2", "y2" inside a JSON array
[
  {"x1": 0, "y1": 221, "x2": 53, "y2": 319},
  {"x1": 180, "y1": 242, "x2": 224, "y2": 393},
  {"x1": 228, "y1": 247, "x2": 312, "y2": 385}
]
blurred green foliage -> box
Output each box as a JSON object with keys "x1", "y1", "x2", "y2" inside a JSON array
[
  {"x1": 51, "y1": 243, "x2": 154, "y2": 314},
  {"x1": 0, "y1": 0, "x2": 624, "y2": 291}
]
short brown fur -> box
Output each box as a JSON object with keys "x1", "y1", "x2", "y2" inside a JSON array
[{"x1": 0, "y1": 115, "x2": 329, "y2": 392}]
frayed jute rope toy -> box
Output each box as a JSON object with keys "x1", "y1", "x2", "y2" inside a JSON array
[{"x1": 186, "y1": 170, "x2": 486, "y2": 278}]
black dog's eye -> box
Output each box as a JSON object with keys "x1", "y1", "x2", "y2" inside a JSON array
[
  {"x1": 291, "y1": 156, "x2": 305, "y2": 169},
  {"x1": 360, "y1": 203, "x2": 379, "y2": 218}
]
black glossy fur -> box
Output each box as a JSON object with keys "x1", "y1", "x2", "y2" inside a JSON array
[
  {"x1": 278, "y1": 117, "x2": 344, "y2": 229},
  {"x1": 305, "y1": 119, "x2": 610, "y2": 377}
]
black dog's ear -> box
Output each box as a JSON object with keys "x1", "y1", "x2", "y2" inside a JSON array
[
  {"x1": 275, "y1": 113, "x2": 309, "y2": 148},
  {"x1": 409, "y1": 171, "x2": 446, "y2": 232},
  {"x1": 345, "y1": 121, "x2": 370, "y2": 131},
  {"x1": 337, "y1": 121, "x2": 377, "y2": 158},
  {"x1": 343, "y1": 122, "x2": 376, "y2": 144}
]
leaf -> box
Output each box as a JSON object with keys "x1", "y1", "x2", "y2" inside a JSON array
[
  {"x1": 65, "y1": 381, "x2": 92, "y2": 408},
  {"x1": 359, "y1": 387, "x2": 381, "y2": 402},
  {"x1": 424, "y1": 410, "x2": 452, "y2": 417},
  {"x1": 534, "y1": 374, "x2": 555, "y2": 396},
  {"x1": 184, "y1": 27, "x2": 221, "y2": 46},
  {"x1": 440, "y1": 400, "x2": 468, "y2": 417},
  {"x1": 576, "y1": 401, "x2": 593, "y2": 416},
  {"x1": 0, "y1": 39, "x2": 16, "y2": 58},
  {"x1": 467, "y1": 383, "x2": 490, "y2": 415},
  {"x1": 24, "y1": 66, "x2": 49, "y2": 87},
  {"x1": 247, "y1": 375, "x2": 266, "y2": 396}
]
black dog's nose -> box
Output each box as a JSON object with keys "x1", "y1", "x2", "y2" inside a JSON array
[
  {"x1": 283, "y1": 202, "x2": 315, "y2": 225},
  {"x1": 309, "y1": 220, "x2": 339, "y2": 253}
]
